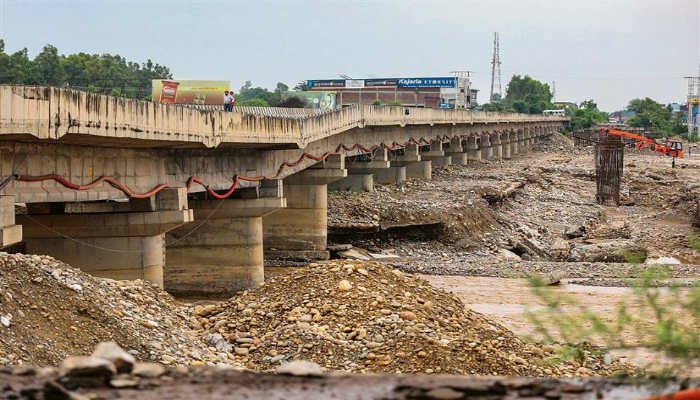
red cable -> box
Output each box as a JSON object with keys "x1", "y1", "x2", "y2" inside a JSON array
[
  {"x1": 641, "y1": 388, "x2": 700, "y2": 400},
  {"x1": 11, "y1": 133, "x2": 499, "y2": 199}
]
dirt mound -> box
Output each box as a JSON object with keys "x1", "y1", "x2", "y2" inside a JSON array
[
  {"x1": 0, "y1": 254, "x2": 241, "y2": 369},
  {"x1": 196, "y1": 260, "x2": 632, "y2": 377}
]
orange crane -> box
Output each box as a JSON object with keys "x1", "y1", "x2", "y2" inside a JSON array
[{"x1": 598, "y1": 128, "x2": 684, "y2": 158}]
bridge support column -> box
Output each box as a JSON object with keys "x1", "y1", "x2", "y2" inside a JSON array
[
  {"x1": 502, "y1": 133, "x2": 512, "y2": 159},
  {"x1": 374, "y1": 164, "x2": 407, "y2": 184},
  {"x1": 329, "y1": 149, "x2": 389, "y2": 192},
  {"x1": 491, "y1": 133, "x2": 503, "y2": 159},
  {"x1": 393, "y1": 144, "x2": 430, "y2": 179},
  {"x1": 166, "y1": 196, "x2": 285, "y2": 297},
  {"x1": 263, "y1": 157, "x2": 347, "y2": 261},
  {"x1": 481, "y1": 134, "x2": 493, "y2": 159},
  {"x1": 511, "y1": 132, "x2": 519, "y2": 155},
  {"x1": 444, "y1": 137, "x2": 468, "y2": 166},
  {"x1": 518, "y1": 132, "x2": 526, "y2": 151},
  {"x1": 466, "y1": 136, "x2": 481, "y2": 163},
  {"x1": 421, "y1": 141, "x2": 452, "y2": 166},
  {"x1": 19, "y1": 188, "x2": 192, "y2": 288},
  {"x1": 0, "y1": 196, "x2": 22, "y2": 249}
]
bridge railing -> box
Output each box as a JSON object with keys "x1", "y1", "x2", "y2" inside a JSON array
[{"x1": 0, "y1": 85, "x2": 568, "y2": 148}]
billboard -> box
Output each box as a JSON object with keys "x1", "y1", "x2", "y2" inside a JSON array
[
  {"x1": 308, "y1": 77, "x2": 457, "y2": 90},
  {"x1": 152, "y1": 79, "x2": 230, "y2": 105},
  {"x1": 397, "y1": 77, "x2": 456, "y2": 88},
  {"x1": 283, "y1": 91, "x2": 336, "y2": 110},
  {"x1": 307, "y1": 79, "x2": 346, "y2": 90}
]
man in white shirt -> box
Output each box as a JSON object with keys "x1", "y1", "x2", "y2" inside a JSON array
[{"x1": 223, "y1": 90, "x2": 233, "y2": 111}]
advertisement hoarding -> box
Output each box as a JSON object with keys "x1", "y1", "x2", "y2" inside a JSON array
[
  {"x1": 397, "y1": 77, "x2": 457, "y2": 88},
  {"x1": 308, "y1": 77, "x2": 457, "y2": 90},
  {"x1": 283, "y1": 91, "x2": 336, "y2": 110},
  {"x1": 152, "y1": 79, "x2": 231, "y2": 105},
  {"x1": 345, "y1": 80, "x2": 365, "y2": 89},
  {"x1": 307, "y1": 79, "x2": 346, "y2": 89}
]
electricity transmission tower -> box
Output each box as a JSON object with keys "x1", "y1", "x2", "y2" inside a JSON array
[{"x1": 490, "y1": 32, "x2": 502, "y2": 103}]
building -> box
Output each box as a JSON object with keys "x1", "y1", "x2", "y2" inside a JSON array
[{"x1": 307, "y1": 77, "x2": 473, "y2": 108}]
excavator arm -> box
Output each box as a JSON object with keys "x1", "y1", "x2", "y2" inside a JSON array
[{"x1": 598, "y1": 129, "x2": 682, "y2": 158}]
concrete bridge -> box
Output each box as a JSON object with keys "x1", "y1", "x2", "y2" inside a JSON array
[{"x1": 0, "y1": 85, "x2": 568, "y2": 296}]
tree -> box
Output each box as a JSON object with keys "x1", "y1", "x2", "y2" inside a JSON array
[
  {"x1": 503, "y1": 75, "x2": 553, "y2": 115},
  {"x1": 0, "y1": 41, "x2": 171, "y2": 99},
  {"x1": 33, "y1": 45, "x2": 65, "y2": 86},
  {"x1": 566, "y1": 99, "x2": 607, "y2": 131},
  {"x1": 626, "y1": 97, "x2": 679, "y2": 136},
  {"x1": 275, "y1": 82, "x2": 289, "y2": 92},
  {"x1": 269, "y1": 94, "x2": 306, "y2": 108},
  {"x1": 237, "y1": 81, "x2": 273, "y2": 103},
  {"x1": 293, "y1": 80, "x2": 309, "y2": 91}
]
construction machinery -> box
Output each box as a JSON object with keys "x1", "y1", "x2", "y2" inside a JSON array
[{"x1": 598, "y1": 128, "x2": 684, "y2": 158}]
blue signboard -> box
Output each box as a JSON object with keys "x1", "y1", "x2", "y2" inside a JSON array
[
  {"x1": 397, "y1": 77, "x2": 457, "y2": 88},
  {"x1": 308, "y1": 77, "x2": 457, "y2": 90}
]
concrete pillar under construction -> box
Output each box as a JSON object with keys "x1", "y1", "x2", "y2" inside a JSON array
[{"x1": 19, "y1": 188, "x2": 191, "y2": 288}]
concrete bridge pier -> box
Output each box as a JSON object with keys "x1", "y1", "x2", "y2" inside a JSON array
[
  {"x1": 0, "y1": 196, "x2": 22, "y2": 249},
  {"x1": 502, "y1": 132, "x2": 512, "y2": 159},
  {"x1": 19, "y1": 188, "x2": 192, "y2": 288},
  {"x1": 393, "y1": 144, "x2": 430, "y2": 179},
  {"x1": 444, "y1": 137, "x2": 468, "y2": 166},
  {"x1": 518, "y1": 132, "x2": 526, "y2": 151},
  {"x1": 420, "y1": 140, "x2": 452, "y2": 167},
  {"x1": 510, "y1": 131, "x2": 519, "y2": 155},
  {"x1": 166, "y1": 194, "x2": 284, "y2": 296},
  {"x1": 374, "y1": 149, "x2": 407, "y2": 184},
  {"x1": 466, "y1": 136, "x2": 481, "y2": 163},
  {"x1": 329, "y1": 149, "x2": 389, "y2": 192},
  {"x1": 491, "y1": 133, "x2": 503, "y2": 160},
  {"x1": 264, "y1": 156, "x2": 347, "y2": 261},
  {"x1": 481, "y1": 134, "x2": 493, "y2": 159}
]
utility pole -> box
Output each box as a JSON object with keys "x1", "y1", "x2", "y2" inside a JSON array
[
  {"x1": 490, "y1": 32, "x2": 502, "y2": 103},
  {"x1": 552, "y1": 81, "x2": 556, "y2": 103}
]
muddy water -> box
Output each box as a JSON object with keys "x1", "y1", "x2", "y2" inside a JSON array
[{"x1": 422, "y1": 275, "x2": 700, "y2": 375}]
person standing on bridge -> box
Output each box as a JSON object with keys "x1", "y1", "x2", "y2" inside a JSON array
[{"x1": 223, "y1": 90, "x2": 233, "y2": 112}]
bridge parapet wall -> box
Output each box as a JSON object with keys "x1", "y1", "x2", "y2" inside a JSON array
[{"x1": 1, "y1": 86, "x2": 568, "y2": 149}]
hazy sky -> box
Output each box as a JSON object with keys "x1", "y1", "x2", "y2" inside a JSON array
[{"x1": 1, "y1": 0, "x2": 698, "y2": 111}]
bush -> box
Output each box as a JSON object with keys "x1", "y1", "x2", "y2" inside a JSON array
[
  {"x1": 384, "y1": 100, "x2": 403, "y2": 106},
  {"x1": 371, "y1": 100, "x2": 381, "y2": 106}
]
